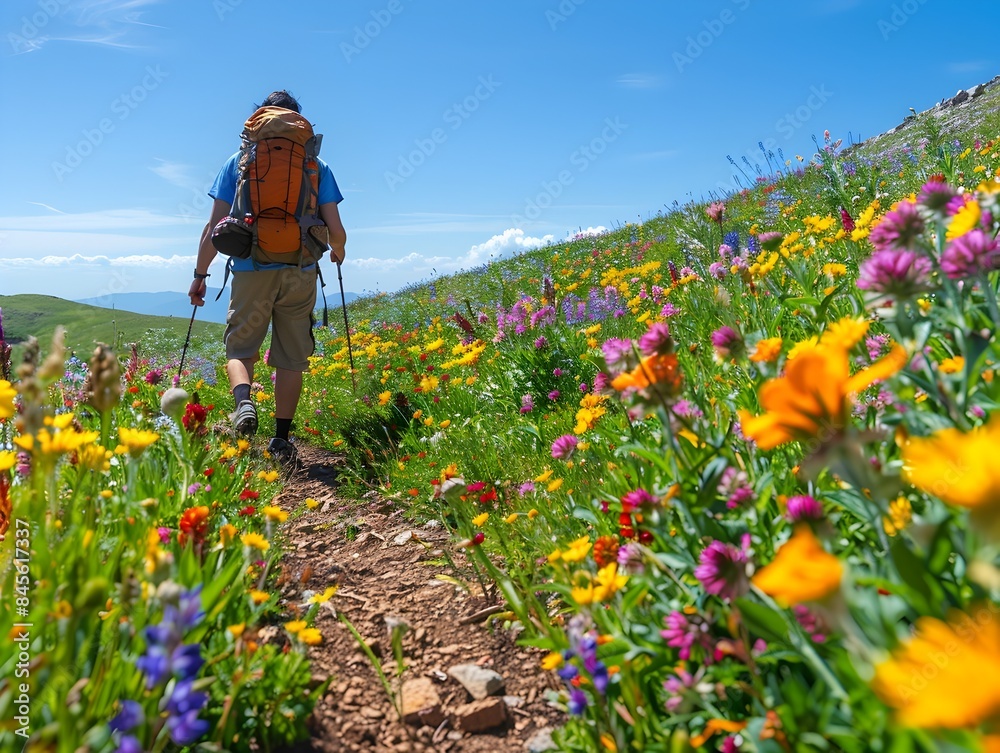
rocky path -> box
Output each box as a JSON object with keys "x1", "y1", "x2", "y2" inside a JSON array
[{"x1": 272, "y1": 444, "x2": 564, "y2": 752}]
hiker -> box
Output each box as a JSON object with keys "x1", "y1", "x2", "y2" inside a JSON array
[{"x1": 189, "y1": 89, "x2": 347, "y2": 465}]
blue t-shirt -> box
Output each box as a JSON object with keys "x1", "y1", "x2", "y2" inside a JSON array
[{"x1": 209, "y1": 152, "x2": 344, "y2": 271}]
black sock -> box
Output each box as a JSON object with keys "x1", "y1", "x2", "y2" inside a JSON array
[
  {"x1": 233, "y1": 384, "x2": 251, "y2": 405},
  {"x1": 275, "y1": 418, "x2": 293, "y2": 441}
]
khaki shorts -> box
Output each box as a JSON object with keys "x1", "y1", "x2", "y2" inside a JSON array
[{"x1": 224, "y1": 266, "x2": 318, "y2": 371}]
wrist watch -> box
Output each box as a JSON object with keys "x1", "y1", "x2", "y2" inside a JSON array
[{"x1": 194, "y1": 270, "x2": 210, "y2": 280}]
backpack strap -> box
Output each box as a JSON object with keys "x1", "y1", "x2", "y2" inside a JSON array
[
  {"x1": 214, "y1": 257, "x2": 235, "y2": 301},
  {"x1": 316, "y1": 260, "x2": 329, "y2": 327}
]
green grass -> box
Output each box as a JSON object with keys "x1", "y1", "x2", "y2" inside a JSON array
[{"x1": 0, "y1": 294, "x2": 224, "y2": 364}]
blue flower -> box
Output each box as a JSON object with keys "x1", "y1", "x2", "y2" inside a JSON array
[
  {"x1": 166, "y1": 679, "x2": 208, "y2": 716},
  {"x1": 166, "y1": 710, "x2": 210, "y2": 745},
  {"x1": 170, "y1": 643, "x2": 205, "y2": 681},
  {"x1": 109, "y1": 700, "x2": 144, "y2": 733},
  {"x1": 115, "y1": 735, "x2": 143, "y2": 753},
  {"x1": 568, "y1": 688, "x2": 588, "y2": 715}
]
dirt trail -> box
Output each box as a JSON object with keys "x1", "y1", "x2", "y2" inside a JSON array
[{"x1": 272, "y1": 444, "x2": 564, "y2": 752}]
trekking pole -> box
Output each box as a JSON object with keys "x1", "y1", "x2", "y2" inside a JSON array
[
  {"x1": 336, "y1": 261, "x2": 357, "y2": 393},
  {"x1": 176, "y1": 304, "x2": 198, "y2": 386}
]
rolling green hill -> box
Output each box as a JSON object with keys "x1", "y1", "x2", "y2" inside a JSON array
[{"x1": 0, "y1": 294, "x2": 224, "y2": 364}]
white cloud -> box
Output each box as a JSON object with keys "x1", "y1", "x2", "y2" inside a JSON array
[
  {"x1": 568, "y1": 226, "x2": 608, "y2": 240},
  {"x1": 616, "y1": 73, "x2": 664, "y2": 90},
  {"x1": 465, "y1": 228, "x2": 555, "y2": 264},
  {"x1": 149, "y1": 159, "x2": 202, "y2": 191},
  {"x1": 948, "y1": 60, "x2": 991, "y2": 75},
  {"x1": 0, "y1": 208, "x2": 191, "y2": 232},
  {"x1": 4, "y1": 254, "x2": 194, "y2": 268}
]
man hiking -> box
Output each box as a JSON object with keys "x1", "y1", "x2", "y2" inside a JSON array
[{"x1": 189, "y1": 89, "x2": 347, "y2": 465}]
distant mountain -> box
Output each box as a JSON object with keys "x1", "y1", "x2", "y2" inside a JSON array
[{"x1": 75, "y1": 287, "x2": 360, "y2": 325}]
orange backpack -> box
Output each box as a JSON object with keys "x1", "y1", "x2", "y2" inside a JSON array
[{"x1": 211, "y1": 106, "x2": 329, "y2": 266}]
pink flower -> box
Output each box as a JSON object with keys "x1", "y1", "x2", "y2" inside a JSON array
[
  {"x1": 661, "y1": 610, "x2": 714, "y2": 661},
  {"x1": 519, "y1": 394, "x2": 534, "y2": 414},
  {"x1": 868, "y1": 200, "x2": 924, "y2": 252},
  {"x1": 694, "y1": 540, "x2": 749, "y2": 601},
  {"x1": 856, "y1": 249, "x2": 933, "y2": 297},
  {"x1": 638, "y1": 322, "x2": 672, "y2": 357},
  {"x1": 711, "y1": 326, "x2": 744, "y2": 360},
  {"x1": 601, "y1": 338, "x2": 634, "y2": 372},
  {"x1": 941, "y1": 229, "x2": 1000, "y2": 279},
  {"x1": 916, "y1": 179, "x2": 957, "y2": 216},
  {"x1": 706, "y1": 201, "x2": 725, "y2": 224},
  {"x1": 786, "y1": 494, "x2": 824, "y2": 522},
  {"x1": 550, "y1": 434, "x2": 578, "y2": 460},
  {"x1": 620, "y1": 488, "x2": 656, "y2": 512}
]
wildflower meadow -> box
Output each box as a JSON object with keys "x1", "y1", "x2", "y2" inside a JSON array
[{"x1": 6, "y1": 117, "x2": 1000, "y2": 752}]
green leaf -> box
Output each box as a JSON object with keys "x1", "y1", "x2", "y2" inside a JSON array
[
  {"x1": 889, "y1": 538, "x2": 935, "y2": 615},
  {"x1": 734, "y1": 598, "x2": 789, "y2": 643}
]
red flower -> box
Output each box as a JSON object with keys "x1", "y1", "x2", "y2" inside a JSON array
[
  {"x1": 204, "y1": 468, "x2": 214, "y2": 478},
  {"x1": 478, "y1": 489, "x2": 497, "y2": 504},
  {"x1": 182, "y1": 403, "x2": 209, "y2": 433},
  {"x1": 239, "y1": 489, "x2": 259, "y2": 501},
  {"x1": 238, "y1": 505, "x2": 256, "y2": 517},
  {"x1": 471, "y1": 532, "x2": 485, "y2": 546},
  {"x1": 178, "y1": 505, "x2": 210, "y2": 546}
]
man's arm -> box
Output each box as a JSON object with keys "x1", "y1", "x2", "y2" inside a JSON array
[
  {"x1": 319, "y1": 202, "x2": 347, "y2": 265},
  {"x1": 188, "y1": 199, "x2": 231, "y2": 306}
]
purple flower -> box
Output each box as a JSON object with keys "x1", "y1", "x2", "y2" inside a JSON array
[
  {"x1": 601, "y1": 338, "x2": 634, "y2": 372},
  {"x1": 166, "y1": 679, "x2": 208, "y2": 716},
  {"x1": 941, "y1": 229, "x2": 1000, "y2": 279},
  {"x1": 157, "y1": 527, "x2": 172, "y2": 544},
  {"x1": 708, "y1": 261, "x2": 728, "y2": 279},
  {"x1": 694, "y1": 540, "x2": 749, "y2": 601},
  {"x1": 718, "y1": 243, "x2": 733, "y2": 259},
  {"x1": 711, "y1": 326, "x2": 744, "y2": 360},
  {"x1": 115, "y1": 736, "x2": 143, "y2": 753},
  {"x1": 547, "y1": 389, "x2": 560, "y2": 401},
  {"x1": 868, "y1": 200, "x2": 924, "y2": 252},
  {"x1": 167, "y1": 710, "x2": 210, "y2": 745},
  {"x1": 110, "y1": 701, "x2": 145, "y2": 733},
  {"x1": 617, "y1": 542, "x2": 645, "y2": 574},
  {"x1": 786, "y1": 495, "x2": 824, "y2": 522},
  {"x1": 638, "y1": 322, "x2": 672, "y2": 357},
  {"x1": 518, "y1": 481, "x2": 535, "y2": 496},
  {"x1": 661, "y1": 611, "x2": 713, "y2": 661},
  {"x1": 717, "y1": 467, "x2": 754, "y2": 509},
  {"x1": 534, "y1": 336, "x2": 548, "y2": 350},
  {"x1": 567, "y1": 688, "x2": 588, "y2": 715},
  {"x1": 857, "y1": 249, "x2": 933, "y2": 298},
  {"x1": 550, "y1": 434, "x2": 578, "y2": 460},
  {"x1": 917, "y1": 180, "x2": 958, "y2": 216},
  {"x1": 519, "y1": 394, "x2": 534, "y2": 414},
  {"x1": 553, "y1": 368, "x2": 563, "y2": 377},
  {"x1": 660, "y1": 302, "x2": 680, "y2": 318}
]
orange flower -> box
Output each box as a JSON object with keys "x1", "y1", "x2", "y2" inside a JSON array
[
  {"x1": 178, "y1": 505, "x2": 210, "y2": 546},
  {"x1": 611, "y1": 353, "x2": 682, "y2": 395},
  {"x1": 738, "y1": 342, "x2": 906, "y2": 450},
  {"x1": 749, "y1": 337, "x2": 782, "y2": 363},
  {"x1": 690, "y1": 719, "x2": 748, "y2": 748},
  {"x1": 873, "y1": 606, "x2": 1000, "y2": 729},
  {"x1": 752, "y1": 525, "x2": 843, "y2": 606}
]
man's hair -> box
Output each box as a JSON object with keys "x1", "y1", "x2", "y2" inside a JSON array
[{"x1": 257, "y1": 90, "x2": 301, "y2": 113}]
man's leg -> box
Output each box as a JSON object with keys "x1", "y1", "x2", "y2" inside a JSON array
[
  {"x1": 273, "y1": 367, "x2": 303, "y2": 441},
  {"x1": 227, "y1": 356, "x2": 259, "y2": 435}
]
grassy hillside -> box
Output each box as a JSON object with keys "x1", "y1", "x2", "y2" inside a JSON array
[{"x1": 0, "y1": 294, "x2": 224, "y2": 364}]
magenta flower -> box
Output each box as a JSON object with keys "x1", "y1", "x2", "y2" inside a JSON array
[
  {"x1": 519, "y1": 394, "x2": 534, "y2": 414},
  {"x1": 708, "y1": 261, "x2": 728, "y2": 279},
  {"x1": 550, "y1": 434, "x2": 578, "y2": 460},
  {"x1": 601, "y1": 338, "x2": 634, "y2": 373},
  {"x1": 710, "y1": 326, "x2": 744, "y2": 360},
  {"x1": 517, "y1": 481, "x2": 535, "y2": 496},
  {"x1": 547, "y1": 389, "x2": 560, "y2": 401},
  {"x1": 917, "y1": 179, "x2": 957, "y2": 216},
  {"x1": 638, "y1": 322, "x2": 672, "y2": 357},
  {"x1": 617, "y1": 542, "x2": 645, "y2": 574},
  {"x1": 758, "y1": 231, "x2": 783, "y2": 251},
  {"x1": 856, "y1": 249, "x2": 933, "y2": 298},
  {"x1": 706, "y1": 201, "x2": 725, "y2": 223},
  {"x1": 694, "y1": 540, "x2": 749, "y2": 601},
  {"x1": 534, "y1": 336, "x2": 548, "y2": 350},
  {"x1": 786, "y1": 495, "x2": 824, "y2": 522},
  {"x1": 941, "y1": 229, "x2": 1000, "y2": 279},
  {"x1": 660, "y1": 302, "x2": 680, "y2": 317},
  {"x1": 620, "y1": 488, "x2": 656, "y2": 512},
  {"x1": 661, "y1": 610, "x2": 714, "y2": 661},
  {"x1": 868, "y1": 200, "x2": 924, "y2": 252},
  {"x1": 157, "y1": 527, "x2": 172, "y2": 544}
]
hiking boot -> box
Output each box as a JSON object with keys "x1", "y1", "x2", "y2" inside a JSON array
[
  {"x1": 267, "y1": 437, "x2": 298, "y2": 468},
  {"x1": 231, "y1": 400, "x2": 258, "y2": 436}
]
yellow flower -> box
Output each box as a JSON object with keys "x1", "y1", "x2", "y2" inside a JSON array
[
  {"x1": 117, "y1": 427, "x2": 159, "y2": 456},
  {"x1": 884, "y1": 496, "x2": 912, "y2": 536},
  {"x1": 0, "y1": 451, "x2": 16, "y2": 472},
  {"x1": 571, "y1": 563, "x2": 628, "y2": 605},
  {"x1": 560, "y1": 536, "x2": 592, "y2": 563},
  {"x1": 947, "y1": 199, "x2": 982, "y2": 240},
  {"x1": 527, "y1": 509, "x2": 539, "y2": 519},
  {"x1": 541, "y1": 652, "x2": 563, "y2": 670},
  {"x1": 305, "y1": 497, "x2": 319, "y2": 509},
  {"x1": 77, "y1": 444, "x2": 112, "y2": 472},
  {"x1": 257, "y1": 470, "x2": 280, "y2": 483},
  {"x1": 0, "y1": 380, "x2": 16, "y2": 420},
  {"x1": 249, "y1": 590, "x2": 270, "y2": 605},
  {"x1": 902, "y1": 413, "x2": 1000, "y2": 511},
  {"x1": 738, "y1": 342, "x2": 907, "y2": 450},
  {"x1": 298, "y1": 627, "x2": 324, "y2": 645},
  {"x1": 241, "y1": 532, "x2": 270, "y2": 552},
  {"x1": 504, "y1": 513, "x2": 518, "y2": 524},
  {"x1": 228, "y1": 623, "x2": 246, "y2": 638},
  {"x1": 378, "y1": 390, "x2": 392, "y2": 406},
  {"x1": 284, "y1": 620, "x2": 307, "y2": 634},
  {"x1": 547, "y1": 478, "x2": 564, "y2": 492},
  {"x1": 439, "y1": 419, "x2": 451, "y2": 429},
  {"x1": 535, "y1": 469, "x2": 554, "y2": 483},
  {"x1": 262, "y1": 505, "x2": 289, "y2": 523},
  {"x1": 52, "y1": 600, "x2": 73, "y2": 619},
  {"x1": 749, "y1": 337, "x2": 783, "y2": 363},
  {"x1": 939, "y1": 356, "x2": 965, "y2": 374},
  {"x1": 420, "y1": 375, "x2": 439, "y2": 392},
  {"x1": 873, "y1": 606, "x2": 1000, "y2": 729},
  {"x1": 471, "y1": 512, "x2": 489, "y2": 527},
  {"x1": 308, "y1": 586, "x2": 338, "y2": 604},
  {"x1": 821, "y1": 316, "x2": 870, "y2": 350},
  {"x1": 752, "y1": 526, "x2": 843, "y2": 606},
  {"x1": 219, "y1": 523, "x2": 237, "y2": 546}
]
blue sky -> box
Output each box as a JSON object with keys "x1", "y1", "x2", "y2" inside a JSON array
[{"x1": 1, "y1": 0, "x2": 997, "y2": 302}]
